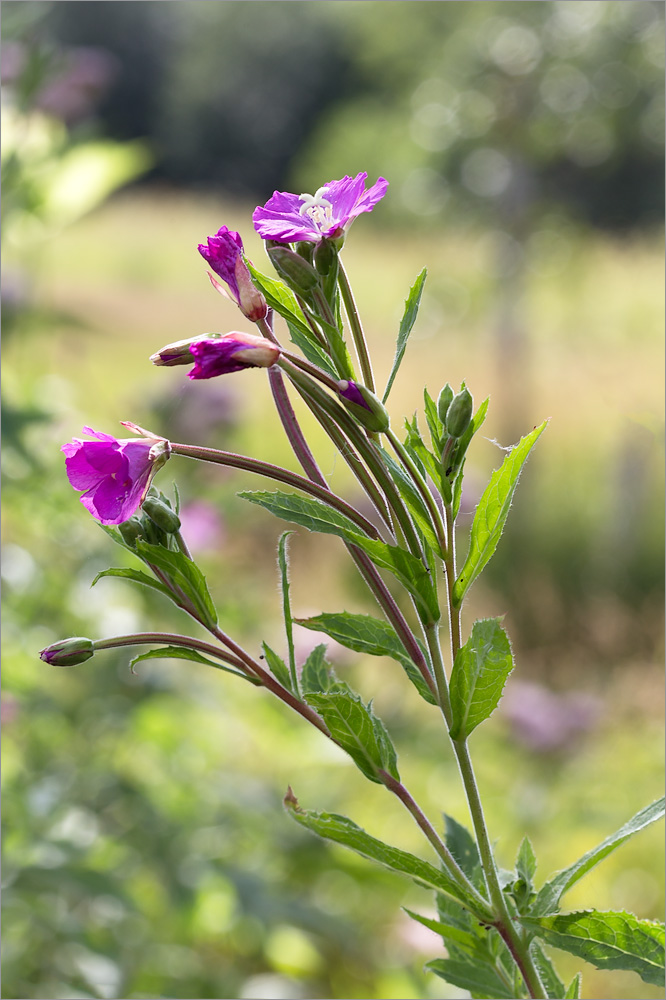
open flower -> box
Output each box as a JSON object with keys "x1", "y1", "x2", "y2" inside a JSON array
[
  {"x1": 252, "y1": 172, "x2": 389, "y2": 244},
  {"x1": 197, "y1": 225, "x2": 267, "y2": 321},
  {"x1": 62, "y1": 427, "x2": 169, "y2": 525}
]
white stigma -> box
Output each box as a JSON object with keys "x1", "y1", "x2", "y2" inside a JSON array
[{"x1": 299, "y1": 186, "x2": 333, "y2": 229}]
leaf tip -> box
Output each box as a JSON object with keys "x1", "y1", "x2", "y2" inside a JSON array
[{"x1": 283, "y1": 785, "x2": 300, "y2": 811}]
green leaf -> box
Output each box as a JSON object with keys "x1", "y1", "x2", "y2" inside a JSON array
[
  {"x1": 534, "y1": 797, "x2": 665, "y2": 915},
  {"x1": 423, "y1": 386, "x2": 444, "y2": 453},
  {"x1": 284, "y1": 798, "x2": 481, "y2": 911},
  {"x1": 404, "y1": 908, "x2": 488, "y2": 962},
  {"x1": 305, "y1": 681, "x2": 399, "y2": 783},
  {"x1": 449, "y1": 618, "x2": 515, "y2": 740},
  {"x1": 379, "y1": 445, "x2": 442, "y2": 556},
  {"x1": 246, "y1": 262, "x2": 312, "y2": 338},
  {"x1": 239, "y1": 490, "x2": 439, "y2": 621},
  {"x1": 128, "y1": 645, "x2": 257, "y2": 683},
  {"x1": 564, "y1": 972, "x2": 582, "y2": 998},
  {"x1": 450, "y1": 396, "x2": 490, "y2": 478},
  {"x1": 427, "y1": 958, "x2": 517, "y2": 999},
  {"x1": 261, "y1": 642, "x2": 293, "y2": 692},
  {"x1": 300, "y1": 644, "x2": 332, "y2": 694},
  {"x1": 295, "y1": 611, "x2": 436, "y2": 705},
  {"x1": 286, "y1": 320, "x2": 339, "y2": 379},
  {"x1": 516, "y1": 835, "x2": 537, "y2": 885},
  {"x1": 91, "y1": 566, "x2": 174, "y2": 601},
  {"x1": 277, "y1": 532, "x2": 298, "y2": 694},
  {"x1": 522, "y1": 910, "x2": 665, "y2": 988},
  {"x1": 382, "y1": 268, "x2": 427, "y2": 403},
  {"x1": 444, "y1": 814, "x2": 483, "y2": 886},
  {"x1": 135, "y1": 541, "x2": 218, "y2": 628},
  {"x1": 453, "y1": 420, "x2": 547, "y2": 607},
  {"x1": 531, "y1": 940, "x2": 566, "y2": 1000}
]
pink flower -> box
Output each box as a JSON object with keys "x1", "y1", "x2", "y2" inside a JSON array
[
  {"x1": 252, "y1": 172, "x2": 389, "y2": 244},
  {"x1": 197, "y1": 226, "x2": 267, "y2": 321},
  {"x1": 62, "y1": 427, "x2": 169, "y2": 525}
]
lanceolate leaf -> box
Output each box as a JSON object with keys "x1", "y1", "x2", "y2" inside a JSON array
[
  {"x1": 453, "y1": 421, "x2": 547, "y2": 607},
  {"x1": 135, "y1": 541, "x2": 218, "y2": 628},
  {"x1": 128, "y1": 645, "x2": 256, "y2": 683},
  {"x1": 382, "y1": 268, "x2": 427, "y2": 404},
  {"x1": 305, "y1": 681, "x2": 399, "y2": 783},
  {"x1": 531, "y1": 940, "x2": 566, "y2": 1000},
  {"x1": 300, "y1": 644, "x2": 332, "y2": 694},
  {"x1": 296, "y1": 611, "x2": 436, "y2": 705},
  {"x1": 286, "y1": 321, "x2": 339, "y2": 379},
  {"x1": 261, "y1": 642, "x2": 293, "y2": 692},
  {"x1": 277, "y1": 532, "x2": 298, "y2": 693},
  {"x1": 522, "y1": 910, "x2": 665, "y2": 988},
  {"x1": 564, "y1": 973, "x2": 582, "y2": 998},
  {"x1": 534, "y1": 797, "x2": 665, "y2": 915},
  {"x1": 427, "y1": 958, "x2": 517, "y2": 999},
  {"x1": 284, "y1": 797, "x2": 484, "y2": 913},
  {"x1": 379, "y1": 446, "x2": 442, "y2": 556},
  {"x1": 91, "y1": 567, "x2": 174, "y2": 601},
  {"x1": 404, "y1": 909, "x2": 489, "y2": 963},
  {"x1": 448, "y1": 618, "x2": 515, "y2": 740},
  {"x1": 246, "y1": 262, "x2": 312, "y2": 338}
]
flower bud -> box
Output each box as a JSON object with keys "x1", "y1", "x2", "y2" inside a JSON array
[
  {"x1": 437, "y1": 383, "x2": 454, "y2": 424},
  {"x1": 314, "y1": 237, "x2": 338, "y2": 276},
  {"x1": 40, "y1": 637, "x2": 94, "y2": 666},
  {"x1": 150, "y1": 335, "x2": 218, "y2": 367},
  {"x1": 338, "y1": 380, "x2": 390, "y2": 434},
  {"x1": 233, "y1": 256, "x2": 268, "y2": 321},
  {"x1": 295, "y1": 241, "x2": 315, "y2": 264},
  {"x1": 118, "y1": 516, "x2": 144, "y2": 548},
  {"x1": 267, "y1": 246, "x2": 320, "y2": 294},
  {"x1": 142, "y1": 496, "x2": 181, "y2": 534},
  {"x1": 445, "y1": 388, "x2": 473, "y2": 438}
]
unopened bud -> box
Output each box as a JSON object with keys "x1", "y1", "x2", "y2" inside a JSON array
[
  {"x1": 234, "y1": 256, "x2": 268, "y2": 321},
  {"x1": 338, "y1": 380, "x2": 390, "y2": 434},
  {"x1": 150, "y1": 335, "x2": 212, "y2": 367},
  {"x1": 295, "y1": 241, "x2": 315, "y2": 264},
  {"x1": 40, "y1": 637, "x2": 94, "y2": 666},
  {"x1": 267, "y1": 246, "x2": 320, "y2": 294},
  {"x1": 142, "y1": 496, "x2": 181, "y2": 534},
  {"x1": 437, "y1": 383, "x2": 454, "y2": 424},
  {"x1": 119, "y1": 516, "x2": 144, "y2": 548},
  {"x1": 445, "y1": 388, "x2": 473, "y2": 438},
  {"x1": 314, "y1": 238, "x2": 338, "y2": 276}
]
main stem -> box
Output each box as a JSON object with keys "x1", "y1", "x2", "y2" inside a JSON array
[{"x1": 442, "y1": 503, "x2": 547, "y2": 1000}]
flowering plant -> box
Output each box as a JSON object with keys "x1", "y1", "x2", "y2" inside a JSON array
[{"x1": 43, "y1": 173, "x2": 664, "y2": 999}]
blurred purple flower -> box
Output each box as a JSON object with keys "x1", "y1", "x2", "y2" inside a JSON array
[
  {"x1": 198, "y1": 226, "x2": 267, "y2": 321},
  {"x1": 62, "y1": 427, "x2": 168, "y2": 525},
  {"x1": 503, "y1": 681, "x2": 599, "y2": 753},
  {"x1": 252, "y1": 172, "x2": 389, "y2": 244},
  {"x1": 179, "y1": 501, "x2": 226, "y2": 555}
]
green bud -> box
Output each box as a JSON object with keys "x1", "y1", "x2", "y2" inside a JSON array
[
  {"x1": 445, "y1": 387, "x2": 473, "y2": 438},
  {"x1": 40, "y1": 637, "x2": 94, "y2": 666},
  {"x1": 118, "y1": 516, "x2": 144, "y2": 548},
  {"x1": 338, "y1": 380, "x2": 390, "y2": 434},
  {"x1": 314, "y1": 238, "x2": 338, "y2": 276},
  {"x1": 267, "y1": 246, "x2": 320, "y2": 294},
  {"x1": 295, "y1": 241, "x2": 314, "y2": 264},
  {"x1": 140, "y1": 513, "x2": 167, "y2": 546},
  {"x1": 437, "y1": 383, "x2": 454, "y2": 424},
  {"x1": 142, "y1": 496, "x2": 181, "y2": 534}
]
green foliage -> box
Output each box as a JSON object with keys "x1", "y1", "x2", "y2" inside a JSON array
[
  {"x1": 262, "y1": 641, "x2": 294, "y2": 693},
  {"x1": 449, "y1": 618, "x2": 515, "y2": 740},
  {"x1": 305, "y1": 682, "x2": 399, "y2": 784},
  {"x1": 565, "y1": 972, "x2": 583, "y2": 998},
  {"x1": 382, "y1": 268, "x2": 427, "y2": 404},
  {"x1": 128, "y1": 645, "x2": 255, "y2": 684},
  {"x1": 300, "y1": 644, "x2": 333, "y2": 695},
  {"x1": 378, "y1": 446, "x2": 442, "y2": 556},
  {"x1": 523, "y1": 910, "x2": 665, "y2": 987},
  {"x1": 135, "y1": 541, "x2": 218, "y2": 629},
  {"x1": 91, "y1": 566, "x2": 174, "y2": 601},
  {"x1": 427, "y1": 957, "x2": 519, "y2": 999},
  {"x1": 277, "y1": 532, "x2": 299, "y2": 694},
  {"x1": 296, "y1": 610, "x2": 436, "y2": 704},
  {"x1": 453, "y1": 421, "x2": 547, "y2": 607}
]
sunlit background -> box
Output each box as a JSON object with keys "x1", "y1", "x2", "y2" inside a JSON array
[{"x1": 2, "y1": 3, "x2": 664, "y2": 999}]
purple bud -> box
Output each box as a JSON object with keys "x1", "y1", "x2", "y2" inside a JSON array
[
  {"x1": 198, "y1": 226, "x2": 267, "y2": 321},
  {"x1": 40, "y1": 637, "x2": 94, "y2": 666},
  {"x1": 337, "y1": 380, "x2": 390, "y2": 433},
  {"x1": 188, "y1": 332, "x2": 280, "y2": 380}
]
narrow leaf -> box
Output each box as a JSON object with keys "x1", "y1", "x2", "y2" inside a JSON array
[
  {"x1": 296, "y1": 611, "x2": 436, "y2": 705},
  {"x1": 516, "y1": 835, "x2": 537, "y2": 885},
  {"x1": 262, "y1": 642, "x2": 293, "y2": 692},
  {"x1": 135, "y1": 541, "x2": 218, "y2": 628},
  {"x1": 286, "y1": 320, "x2": 338, "y2": 379},
  {"x1": 427, "y1": 958, "x2": 516, "y2": 999},
  {"x1": 444, "y1": 814, "x2": 483, "y2": 886},
  {"x1": 404, "y1": 908, "x2": 488, "y2": 962},
  {"x1": 382, "y1": 268, "x2": 427, "y2": 403},
  {"x1": 300, "y1": 644, "x2": 332, "y2": 694},
  {"x1": 379, "y1": 445, "x2": 442, "y2": 556},
  {"x1": 246, "y1": 262, "x2": 312, "y2": 338},
  {"x1": 305, "y1": 681, "x2": 399, "y2": 783},
  {"x1": 564, "y1": 973, "x2": 582, "y2": 998},
  {"x1": 523, "y1": 910, "x2": 665, "y2": 987},
  {"x1": 128, "y1": 645, "x2": 257, "y2": 683},
  {"x1": 531, "y1": 940, "x2": 566, "y2": 1000},
  {"x1": 423, "y1": 387, "x2": 444, "y2": 453},
  {"x1": 535, "y1": 797, "x2": 665, "y2": 915},
  {"x1": 91, "y1": 567, "x2": 173, "y2": 601},
  {"x1": 453, "y1": 421, "x2": 547, "y2": 607},
  {"x1": 284, "y1": 797, "x2": 480, "y2": 910},
  {"x1": 277, "y1": 532, "x2": 298, "y2": 694},
  {"x1": 449, "y1": 618, "x2": 515, "y2": 740}
]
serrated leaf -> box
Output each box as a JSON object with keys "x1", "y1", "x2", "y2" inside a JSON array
[
  {"x1": 300, "y1": 644, "x2": 332, "y2": 694},
  {"x1": 522, "y1": 910, "x2": 665, "y2": 987},
  {"x1": 262, "y1": 642, "x2": 293, "y2": 692},
  {"x1": 239, "y1": 490, "x2": 439, "y2": 621},
  {"x1": 383, "y1": 268, "x2": 427, "y2": 404},
  {"x1": 284, "y1": 799, "x2": 483, "y2": 912},
  {"x1": 296, "y1": 611, "x2": 436, "y2": 705},
  {"x1": 535, "y1": 797, "x2": 665, "y2": 915},
  {"x1": 516, "y1": 836, "x2": 537, "y2": 885},
  {"x1": 531, "y1": 940, "x2": 566, "y2": 999},
  {"x1": 128, "y1": 645, "x2": 256, "y2": 683},
  {"x1": 444, "y1": 814, "x2": 483, "y2": 886},
  {"x1": 427, "y1": 958, "x2": 517, "y2": 999},
  {"x1": 305, "y1": 681, "x2": 399, "y2": 783},
  {"x1": 277, "y1": 532, "x2": 298, "y2": 694},
  {"x1": 135, "y1": 541, "x2": 218, "y2": 628},
  {"x1": 404, "y1": 908, "x2": 489, "y2": 962},
  {"x1": 449, "y1": 618, "x2": 514, "y2": 740},
  {"x1": 453, "y1": 421, "x2": 547, "y2": 607},
  {"x1": 91, "y1": 566, "x2": 174, "y2": 601},
  {"x1": 564, "y1": 972, "x2": 582, "y2": 998}
]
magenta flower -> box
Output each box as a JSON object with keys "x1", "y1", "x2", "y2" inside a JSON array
[
  {"x1": 252, "y1": 172, "x2": 389, "y2": 244},
  {"x1": 62, "y1": 427, "x2": 169, "y2": 525},
  {"x1": 197, "y1": 226, "x2": 267, "y2": 321},
  {"x1": 186, "y1": 332, "x2": 281, "y2": 380}
]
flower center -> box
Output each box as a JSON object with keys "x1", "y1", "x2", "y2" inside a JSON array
[{"x1": 298, "y1": 187, "x2": 333, "y2": 231}]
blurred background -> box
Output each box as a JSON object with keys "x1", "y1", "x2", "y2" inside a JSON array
[{"x1": 2, "y1": 2, "x2": 663, "y2": 999}]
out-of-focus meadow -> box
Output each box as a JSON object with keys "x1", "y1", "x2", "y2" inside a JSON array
[{"x1": 2, "y1": 3, "x2": 664, "y2": 1000}]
